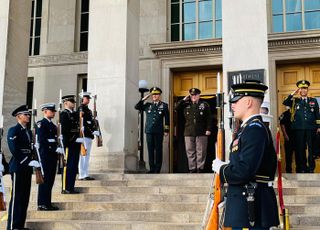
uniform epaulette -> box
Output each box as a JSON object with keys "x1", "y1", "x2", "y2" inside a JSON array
[{"x1": 248, "y1": 122, "x2": 263, "y2": 128}]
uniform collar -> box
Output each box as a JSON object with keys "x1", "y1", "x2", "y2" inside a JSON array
[
  {"x1": 18, "y1": 122, "x2": 27, "y2": 129},
  {"x1": 44, "y1": 117, "x2": 52, "y2": 123},
  {"x1": 241, "y1": 114, "x2": 261, "y2": 127},
  {"x1": 65, "y1": 108, "x2": 73, "y2": 113}
]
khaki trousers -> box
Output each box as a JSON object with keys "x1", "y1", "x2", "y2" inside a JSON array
[{"x1": 185, "y1": 136, "x2": 208, "y2": 171}]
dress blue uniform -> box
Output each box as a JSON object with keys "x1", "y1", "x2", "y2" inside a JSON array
[
  {"x1": 36, "y1": 103, "x2": 59, "y2": 210},
  {"x1": 7, "y1": 105, "x2": 33, "y2": 230},
  {"x1": 60, "y1": 95, "x2": 81, "y2": 193},
  {"x1": 135, "y1": 87, "x2": 169, "y2": 173},
  {"x1": 216, "y1": 82, "x2": 279, "y2": 229},
  {"x1": 283, "y1": 80, "x2": 320, "y2": 173}
]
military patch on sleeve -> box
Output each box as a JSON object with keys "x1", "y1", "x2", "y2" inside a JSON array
[
  {"x1": 249, "y1": 122, "x2": 262, "y2": 127},
  {"x1": 9, "y1": 136, "x2": 17, "y2": 140},
  {"x1": 37, "y1": 122, "x2": 41, "y2": 128}
]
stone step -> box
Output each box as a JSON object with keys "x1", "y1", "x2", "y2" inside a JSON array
[{"x1": 284, "y1": 195, "x2": 320, "y2": 204}]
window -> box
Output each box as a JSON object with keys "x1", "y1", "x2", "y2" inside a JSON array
[
  {"x1": 171, "y1": 0, "x2": 222, "y2": 41},
  {"x1": 26, "y1": 78, "x2": 34, "y2": 109},
  {"x1": 80, "y1": 0, "x2": 89, "y2": 51},
  {"x1": 77, "y1": 74, "x2": 88, "y2": 105},
  {"x1": 29, "y1": 0, "x2": 42, "y2": 56},
  {"x1": 272, "y1": 0, "x2": 320, "y2": 32}
]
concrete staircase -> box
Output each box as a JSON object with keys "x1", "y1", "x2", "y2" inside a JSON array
[{"x1": 0, "y1": 173, "x2": 319, "y2": 230}]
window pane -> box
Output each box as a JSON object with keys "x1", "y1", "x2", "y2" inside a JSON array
[
  {"x1": 81, "y1": 13, "x2": 89, "y2": 32},
  {"x1": 183, "y1": 0, "x2": 195, "y2": 2},
  {"x1": 183, "y1": 23, "x2": 196, "y2": 40},
  {"x1": 215, "y1": 20, "x2": 222, "y2": 38},
  {"x1": 286, "y1": 0, "x2": 301, "y2": 13},
  {"x1": 36, "y1": 0, "x2": 42, "y2": 17},
  {"x1": 171, "y1": 24, "x2": 180, "y2": 41},
  {"x1": 286, "y1": 13, "x2": 302, "y2": 31},
  {"x1": 34, "y1": 37, "x2": 40, "y2": 55},
  {"x1": 31, "y1": 0, "x2": 35, "y2": 17},
  {"x1": 199, "y1": 1, "x2": 212, "y2": 21},
  {"x1": 305, "y1": 11, "x2": 320, "y2": 29},
  {"x1": 171, "y1": 0, "x2": 179, "y2": 2},
  {"x1": 35, "y1": 18, "x2": 41, "y2": 36},
  {"x1": 183, "y1": 2, "x2": 196, "y2": 23},
  {"x1": 30, "y1": 19, "x2": 34, "y2": 36},
  {"x1": 272, "y1": 0, "x2": 283, "y2": 14},
  {"x1": 305, "y1": 0, "x2": 320, "y2": 11},
  {"x1": 215, "y1": 0, "x2": 222, "y2": 20},
  {"x1": 199, "y1": 21, "x2": 212, "y2": 39},
  {"x1": 81, "y1": 0, "x2": 89, "y2": 13},
  {"x1": 272, "y1": 15, "x2": 283, "y2": 32},
  {"x1": 80, "y1": 32, "x2": 88, "y2": 51},
  {"x1": 29, "y1": 38, "x2": 33, "y2": 56},
  {"x1": 171, "y1": 3, "x2": 179, "y2": 24}
]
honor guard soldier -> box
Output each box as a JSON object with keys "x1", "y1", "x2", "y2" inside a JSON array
[
  {"x1": 78, "y1": 92, "x2": 99, "y2": 180},
  {"x1": 283, "y1": 80, "x2": 320, "y2": 173},
  {"x1": 37, "y1": 103, "x2": 60, "y2": 211},
  {"x1": 135, "y1": 87, "x2": 169, "y2": 173},
  {"x1": 7, "y1": 105, "x2": 41, "y2": 230},
  {"x1": 60, "y1": 95, "x2": 81, "y2": 194},
  {"x1": 212, "y1": 81, "x2": 279, "y2": 230},
  {"x1": 175, "y1": 88, "x2": 212, "y2": 173}
]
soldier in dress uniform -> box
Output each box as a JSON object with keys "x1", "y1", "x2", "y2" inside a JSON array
[
  {"x1": 60, "y1": 95, "x2": 81, "y2": 194},
  {"x1": 37, "y1": 103, "x2": 60, "y2": 211},
  {"x1": 7, "y1": 105, "x2": 41, "y2": 230},
  {"x1": 279, "y1": 106, "x2": 295, "y2": 173},
  {"x1": 283, "y1": 80, "x2": 320, "y2": 173},
  {"x1": 212, "y1": 81, "x2": 279, "y2": 230},
  {"x1": 175, "y1": 88, "x2": 212, "y2": 173},
  {"x1": 135, "y1": 87, "x2": 169, "y2": 173},
  {"x1": 78, "y1": 92, "x2": 99, "y2": 180}
]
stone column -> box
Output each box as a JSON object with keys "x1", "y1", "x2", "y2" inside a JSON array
[
  {"x1": 0, "y1": 0, "x2": 32, "y2": 157},
  {"x1": 87, "y1": 0, "x2": 140, "y2": 172},
  {"x1": 222, "y1": 0, "x2": 269, "y2": 147}
]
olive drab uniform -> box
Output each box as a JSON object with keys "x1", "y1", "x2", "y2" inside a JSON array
[
  {"x1": 279, "y1": 109, "x2": 295, "y2": 173},
  {"x1": 283, "y1": 94, "x2": 320, "y2": 173},
  {"x1": 36, "y1": 117, "x2": 58, "y2": 208},
  {"x1": 175, "y1": 96, "x2": 212, "y2": 172},
  {"x1": 60, "y1": 108, "x2": 81, "y2": 193},
  {"x1": 135, "y1": 99, "x2": 169, "y2": 173},
  {"x1": 219, "y1": 116, "x2": 279, "y2": 228}
]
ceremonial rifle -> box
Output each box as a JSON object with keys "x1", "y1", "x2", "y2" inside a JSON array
[
  {"x1": 32, "y1": 100, "x2": 44, "y2": 184},
  {"x1": 93, "y1": 94, "x2": 103, "y2": 147},
  {"x1": 0, "y1": 115, "x2": 6, "y2": 211},
  {"x1": 202, "y1": 73, "x2": 229, "y2": 230},
  {"x1": 276, "y1": 128, "x2": 290, "y2": 230},
  {"x1": 79, "y1": 106, "x2": 87, "y2": 156},
  {"x1": 57, "y1": 89, "x2": 66, "y2": 172}
]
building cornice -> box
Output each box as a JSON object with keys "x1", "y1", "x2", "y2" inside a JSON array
[
  {"x1": 150, "y1": 39, "x2": 222, "y2": 57},
  {"x1": 28, "y1": 52, "x2": 88, "y2": 67}
]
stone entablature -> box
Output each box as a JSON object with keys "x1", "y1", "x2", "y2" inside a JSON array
[
  {"x1": 28, "y1": 52, "x2": 88, "y2": 68},
  {"x1": 150, "y1": 30, "x2": 320, "y2": 57}
]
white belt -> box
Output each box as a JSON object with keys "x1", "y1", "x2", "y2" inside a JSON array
[{"x1": 47, "y1": 139, "x2": 56, "y2": 143}]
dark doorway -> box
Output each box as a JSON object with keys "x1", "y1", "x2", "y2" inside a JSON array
[{"x1": 172, "y1": 96, "x2": 218, "y2": 173}]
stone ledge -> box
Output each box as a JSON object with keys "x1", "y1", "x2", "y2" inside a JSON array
[{"x1": 28, "y1": 52, "x2": 88, "y2": 67}]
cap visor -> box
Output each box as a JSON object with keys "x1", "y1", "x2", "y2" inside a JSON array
[{"x1": 229, "y1": 95, "x2": 243, "y2": 103}]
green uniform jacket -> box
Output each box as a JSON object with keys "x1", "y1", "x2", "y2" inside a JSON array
[
  {"x1": 175, "y1": 100, "x2": 212, "y2": 136},
  {"x1": 283, "y1": 94, "x2": 320, "y2": 130}
]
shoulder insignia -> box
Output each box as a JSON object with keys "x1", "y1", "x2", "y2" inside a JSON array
[
  {"x1": 249, "y1": 122, "x2": 263, "y2": 128},
  {"x1": 9, "y1": 136, "x2": 17, "y2": 140},
  {"x1": 37, "y1": 121, "x2": 41, "y2": 128}
]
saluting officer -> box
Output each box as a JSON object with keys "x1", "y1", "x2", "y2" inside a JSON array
[
  {"x1": 60, "y1": 95, "x2": 81, "y2": 194},
  {"x1": 7, "y1": 105, "x2": 41, "y2": 230},
  {"x1": 37, "y1": 103, "x2": 60, "y2": 211},
  {"x1": 78, "y1": 92, "x2": 99, "y2": 180},
  {"x1": 175, "y1": 88, "x2": 212, "y2": 173},
  {"x1": 212, "y1": 81, "x2": 279, "y2": 230},
  {"x1": 135, "y1": 87, "x2": 169, "y2": 173},
  {"x1": 283, "y1": 80, "x2": 320, "y2": 173}
]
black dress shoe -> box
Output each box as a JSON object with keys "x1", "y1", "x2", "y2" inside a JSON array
[
  {"x1": 38, "y1": 205, "x2": 51, "y2": 211},
  {"x1": 84, "y1": 176, "x2": 95, "y2": 180},
  {"x1": 61, "y1": 190, "x2": 80, "y2": 194},
  {"x1": 49, "y1": 205, "x2": 59, "y2": 210},
  {"x1": 189, "y1": 169, "x2": 197, "y2": 173}
]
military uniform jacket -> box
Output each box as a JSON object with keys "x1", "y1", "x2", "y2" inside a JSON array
[
  {"x1": 60, "y1": 109, "x2": 80, "y2": 147},
  {"x1": 279, "y1": 110, "x2": 293, "y2": 136},
  {"x1": 135, "y1": 100, "x2": 170, "y2": 134},
  {"x1": 175, "y1": 100, "x2": 212, "y2": 136},
  {"x1": 36, "y1": 118, "x2": 58, "y2": 158},
  {"x1": 77, "y1": 104, "x2": 96, "y2": 139},
  {"x1": 283, "y1": 94, "x2": 320, "y2": 130},
  {"x1": 7, "y1": 123, "x2": 33, "y2": 173},
  {"x1": 219, "y1": 115, "x2": 279, "y2": 228}
]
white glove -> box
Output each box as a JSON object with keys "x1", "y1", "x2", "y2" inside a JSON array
[
  {"x1": 76, "y1": 138, "x2": 84, "y2": 143},
  {"x1": 81, "y1": 126, "x2": 85, "y2": 132},
  {"x1": 34, "y1": 142, "x2": 40, "y2": 149},
  {"x1": 0, "y1": 163, "x2": 4, "y2": 173},
  {"x1": 212, "y1": 159, "x2": 228, "y2": 173},
  {"x1": 92, "y1": 131, "x2": 100, "y2": 136},
  {"x1": 56, "y1": 147, "x2": 65, "y2": 155},
  {"x1": 58, "y1": 135, "x2": 64, "y2": 141},
  {"x1": 28, "y1": 160, "x2": 41, "y2": 168}
]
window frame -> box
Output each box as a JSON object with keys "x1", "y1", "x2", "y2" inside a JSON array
[{"x1": 29, "y1": 0, "x2": 42, "y2": 56}]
